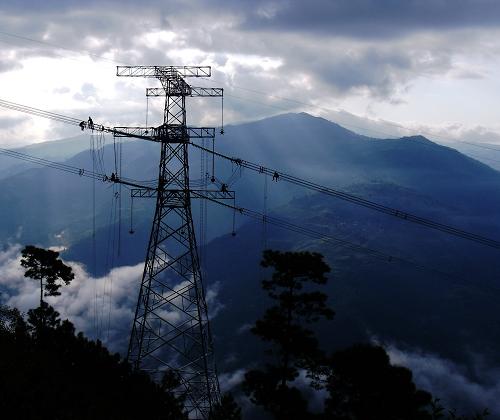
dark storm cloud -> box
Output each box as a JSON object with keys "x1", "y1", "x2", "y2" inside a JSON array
[
  {"x1": 286, "y1": 38, "x2": 456, "y2": 98},
  {"x1": 0, "y1": 0, "x2": 498, "y2": 111},
  {"x1": 236, "y1": 0, "x2": 500, "y2": 37},
  {"x1": 2, "y1": 0, "x2": 500, "y2": 51},
  {"x1": 275, "y1": 41, "x2": 418, "y2": 97},
  {"x1": 0, "y1": 2, "x2": 158, "y2": 61},
  {"x1": 197, "y1": 28, "x2": 456, "y2": 101}
]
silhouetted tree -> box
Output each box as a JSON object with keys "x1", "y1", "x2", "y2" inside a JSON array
[
  {"x1": 26, "y1": 301, "x2": 74, "y2": 342},
  {"x1": 0, "y1": 302, "x2": 188, "y2": 419},
  {"x1": 243, "y1": 250, "x2": 334, "y2": 419},
  {"x1": 324, "y1": 343, "x2": 432, "y2": 420},
  {"x1": 322, "y1": 346, "x2": 490, "y2": 420},
  {"x1": 161, "y1": 370, "x2": 188, "y2": 418},
  {"x1": 0, "y1": 301, "x2": 22, "y2": 335},
  {"x1": 209, "y1": 393, "x2": 242, "y2": 420},
  {"x1": 430, "y1": 398, "x2": 490, "y2": 420},
  {"x1": 20, "y1": 245, "x2": 74, "y2": 307},
  {"x1": 239, "y1": 252, "x2": 489, "y2": 420}
]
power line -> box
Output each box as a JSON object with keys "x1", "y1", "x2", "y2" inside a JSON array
[
  {"x1": 1, "y1": 98, "x2": 500, "y2": 251},
  {"x1": 192, "y1": 191, "x2": 457, "y2": 280},
  {"x1": 190, "y1": 142, "x2": 500, "y2": 250},
  {"x1": 0, "y1": 98, "x2": 82, "y2": 126},
  {"x1": 0, "y1": 145, "x2": 156, "y2": 190},
  {"x1": 0, "y1": 142, "x2": 460, "y2": 283},
  {"x1": 456, "y1": 141, "x2": 500, "y2": 153},
  {"x1": 0, "y1": 30, "x2": 124, "y2": 65},
  {"x1": 0, "y1": 146, "x2": 105, "y2": 181}
]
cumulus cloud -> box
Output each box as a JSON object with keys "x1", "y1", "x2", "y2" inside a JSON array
[
  {"x1": 73, "y1": 82, "x2": 99, "y2": 103},
  {"x1": 0, "y1": 115, "x2": 28, "y2": 130},
  {"x1": 386, "y1": 343, "x2": 500, "y2": 417},
  {"x1": 0, "y1": 53, "x2": 22, "y2": 73},
  {"x1": 206, "y1": 281, "x2": 224, "y2": 319},
  {"x1": 414, "y1": 123, "x2": 500, "y2": 146},
  {"x1": 218, "y1": 368, "x2": 246, "y2": 392},
  {"x1": 216, "y1": 332, "x2": 500, "y2": 417},
  {"x1": 218, "y1": 366, "x2": 328, "y2": 414}
]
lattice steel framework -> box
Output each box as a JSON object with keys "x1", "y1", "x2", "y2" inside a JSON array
[{"x1": 118, "y1": 66, "x2": 222, "y2": 419}]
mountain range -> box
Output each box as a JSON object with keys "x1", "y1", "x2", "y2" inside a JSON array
[{"x1": 1, "y1": 112, "x2": 499, "y2": 414}]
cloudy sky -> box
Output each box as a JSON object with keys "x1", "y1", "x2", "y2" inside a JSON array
[{"x1": 1, "y1": 0, "x2": 500, "y2": 147}]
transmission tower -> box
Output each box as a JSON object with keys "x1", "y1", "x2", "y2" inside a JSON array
[{"x1": 115, "y1": 66, "x2": 224, "y2": 419}]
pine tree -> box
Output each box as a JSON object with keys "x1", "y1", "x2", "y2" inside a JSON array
[
  {"x1": 20, "y1": 245, "x2": 74, "y2": 307},
  {"x1": 243, "y1": 250, "x2": 334, "y2": 419}
]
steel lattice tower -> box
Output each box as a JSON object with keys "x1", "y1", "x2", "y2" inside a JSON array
[{"x1": 115, "y1": 66, "x2": 222, "y2": 419}]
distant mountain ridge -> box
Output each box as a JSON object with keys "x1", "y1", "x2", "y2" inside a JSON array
[
  {"x1": 1, "y1": 112, "x2": 499, "y2": 375},
  {"x1": 0, "y1": 134, "x2": 90, "y2": 179},
  {"x1": 1, "y1": 112, "x2": 499, "y2": 245}
]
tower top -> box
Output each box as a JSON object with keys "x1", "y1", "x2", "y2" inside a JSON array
[{"x1": 116, "y1": 65, "x2": 211, "y2": 79}]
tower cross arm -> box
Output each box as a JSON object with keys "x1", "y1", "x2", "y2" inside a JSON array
[
  {"x1": 146, "y1": 87, "x2": 223, "y2": 97},
  {"x1": 116, "y1": 66, "x2": 211, "y2": 78},
  {"x1": 113, "y1": 126, "x2": 215, "y2": 142},
  {"x1": 131, "y1": 188, "x2": 235, "y2": 200}
]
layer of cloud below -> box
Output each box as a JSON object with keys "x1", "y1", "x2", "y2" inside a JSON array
[
  {"x1": 1, "y1": 243, "x2": 499, "y2": 417},
  {"x1": 0, "y1": 244, "x2": 141, "y2": 352},
  {"x1": 0, "y1": 244, "x2": 223, "y2": 355},
  {"x1": 386, "y1": 343, "x2": 500, "y2": 417},
  {"x1": 218, "y1": 332, "x2": 500, "y2": 417}
]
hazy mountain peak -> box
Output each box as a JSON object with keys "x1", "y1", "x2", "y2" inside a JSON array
[
  {"x1": 233, "y1": 112, "x2": 370, "y2": 150},
  {"x1": 399, "y1": 134, "x2": 434, "y2": 144}
]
